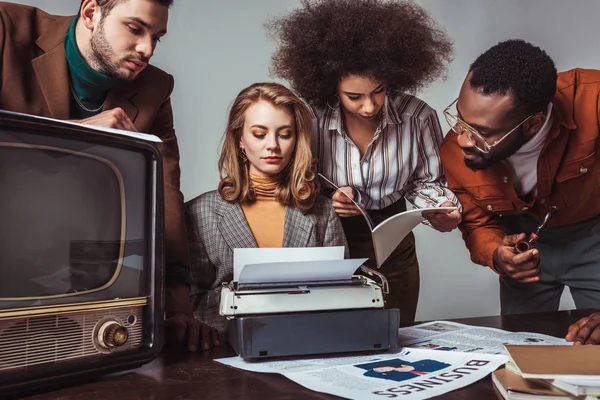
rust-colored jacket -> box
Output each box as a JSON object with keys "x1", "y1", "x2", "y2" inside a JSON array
[
  {"x1": 441, "y1": 69, "x2": 600, "y2": 272},
  {"x1": 0, "y1": 3, "x2": 190, "y2": 273}
]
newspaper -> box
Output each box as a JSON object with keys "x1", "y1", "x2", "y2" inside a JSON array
[
  {"x1": 217, "y1": 347, "x2": 507, "y2": 400},
  {"x1": 398, "y1": 321, "x2": 567, "y2": 355}
]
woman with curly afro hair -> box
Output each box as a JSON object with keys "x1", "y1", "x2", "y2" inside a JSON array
[{"x1": 267, "y1": 0, "x2": 462, "y2": 323}]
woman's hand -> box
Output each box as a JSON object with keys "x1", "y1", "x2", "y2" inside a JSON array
[
  {"x1": 331, "y1": 187, "x2": 362, "y2": 217},
  {"x1": 422, "y1": 201, "x2": 461, "y2": 232}
]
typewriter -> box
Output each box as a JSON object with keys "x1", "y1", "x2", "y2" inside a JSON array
[{"x1": 220, "y1": 249, "x2": 399, "y2": 360}]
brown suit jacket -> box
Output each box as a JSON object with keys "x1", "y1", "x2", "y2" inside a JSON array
[
  {"x1": 440, "y1": 68, "x2": 600, "y2": 272},
  {"x1": 0, "y1": 2, "x2": 190, "y2": 272}
]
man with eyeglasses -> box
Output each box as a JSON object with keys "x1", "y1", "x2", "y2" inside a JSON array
[{"x1": 439, "y1": 39, "x2": 600, "y2": 325}]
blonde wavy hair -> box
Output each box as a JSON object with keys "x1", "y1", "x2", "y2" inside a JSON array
[{"x1": 218, "y1": 82, "x2": 317, "y2": 210}]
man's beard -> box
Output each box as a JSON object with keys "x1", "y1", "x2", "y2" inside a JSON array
[
  {"x1": 89, "y1": 19, "x2": 146, "y2": 80},
  {"x1": 464, "y1": 129, "x2": 527, "y2": 171}
]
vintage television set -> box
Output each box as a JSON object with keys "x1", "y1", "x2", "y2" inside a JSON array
[{"x1": 0, "y1": 111, "x2": 164, "y2": 396}]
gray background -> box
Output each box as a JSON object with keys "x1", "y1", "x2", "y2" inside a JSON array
[{"x1": 11, "y1": 0, "x2": 600, "y2": 321}]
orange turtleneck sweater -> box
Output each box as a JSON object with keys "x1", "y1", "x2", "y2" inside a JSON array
[{"x1": 241, "y1": 173, "x2": 286, "y2": 248}]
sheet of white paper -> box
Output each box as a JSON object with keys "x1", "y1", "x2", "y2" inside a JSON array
[
  {"x1": 233, "y1": 246, "x2": 345, "y2": 282},
  {"x1": 372, "y1": 207, "x2": 457, "y2": 268},
  {"x1": 237, "y1": 258, "x2": 368, "y2": 284},
  {"x1": 0, "y1": 109, "x2": 162, "y2": 142}
]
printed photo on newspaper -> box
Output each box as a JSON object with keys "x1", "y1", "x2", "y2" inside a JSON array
[
  {"x1": 216, "y1": 347, "x2": 507, "y2": 400},
  {"x1": 398, "y1": 321, "x2": 567, "y2": 355}
]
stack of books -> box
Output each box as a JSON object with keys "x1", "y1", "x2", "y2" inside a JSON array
[{"x1": 492, "y1": 345, "x2": 600, "y2": 400}]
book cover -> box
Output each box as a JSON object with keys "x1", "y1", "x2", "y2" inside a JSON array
[
  {"x1": 505, "y1": 345, "x2": 600, "y2": 380},
  {"x1": 492, "y1": 368, "x2": 567, "y2": 400}
]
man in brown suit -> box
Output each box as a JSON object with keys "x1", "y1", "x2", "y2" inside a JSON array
[{"x1": 0, "y1": 0, "x2": 217, "y2": 351}]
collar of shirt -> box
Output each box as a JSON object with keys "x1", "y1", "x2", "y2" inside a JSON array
[
  {"x1": 511, "y1": 101, "x2": 554, "y2": 157},
  {"x1": 504, "y1": 102, "x2": 553, "y2": 198}
]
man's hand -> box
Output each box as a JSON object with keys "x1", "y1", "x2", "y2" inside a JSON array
[
  {"x1": 72, "y1": 108, "x2": 138, "y2": 132},
  {"x1": 331, "y1": 187, "x2": 361, "y2": 217},
  {"x1": 422, "y1": 201, "x2": 461, "y2": 232},
  {"x1": 493, "y1": 233, "x2": 540, "y2": 283},
  {"x1": 165, "y1": 313, "x2": 220, "y2": 351},
  {"x1": 165, "y1": 283, "x2": 220, "y2": 351},
  {"x1": 565, "y1": 312, "x2": 600, "y2": 345}
]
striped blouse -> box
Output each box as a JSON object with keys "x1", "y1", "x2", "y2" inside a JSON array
[{"x1": 311, "y1": 93, "x2": 459, "y2": 210}]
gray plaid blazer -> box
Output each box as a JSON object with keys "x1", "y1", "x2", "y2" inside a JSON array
[{"x1": 185, "y1": 191, "x2": 348, "y2": 331}]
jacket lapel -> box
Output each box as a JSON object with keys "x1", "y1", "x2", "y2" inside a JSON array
[
  {"x1": 32, "y1": 16, "x2": 74, "y2": 120},
  {"x1": 282, "y1": 206, "x2": 314, "y2": 248},
  {"x1": 215, "y1": 197, "x2": 257, "y2": 251},
  {"x1": 103, "y1": 80, "x2": 140, "y2": 122}
]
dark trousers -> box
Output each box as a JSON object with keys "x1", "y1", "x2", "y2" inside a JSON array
[
  {"x1": 500, "y1": 213, "x2": 600, "y2": 315},
  {"x1": 340, "y1": 201, "x2": 420, "y2": 324}
]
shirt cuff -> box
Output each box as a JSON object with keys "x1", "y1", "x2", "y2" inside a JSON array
[
  {"x1": 165, "y1": 263, "x2": 191, "y2": 287},
  {"x1": 483, "y1": 241, "x2": 507, "y2": 276}
]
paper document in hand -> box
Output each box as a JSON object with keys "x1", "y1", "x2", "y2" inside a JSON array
[
  {"x1": 0, "y1": 109, "x2": 162, "y2": 142},
  {"x1": 233, "y1": 246, "x2": 367, "y2": 284},
  {"x1": 318, "y1": 173, "x2": 457, "y2": 267}
]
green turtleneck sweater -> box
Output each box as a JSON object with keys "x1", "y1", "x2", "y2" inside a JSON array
[{"x1": 64, "y1": 17, "x2": 119, "y2": 119}]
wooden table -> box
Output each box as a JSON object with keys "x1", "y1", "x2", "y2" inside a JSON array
[{"x1": 20, "y1": 309, "x2": 594, "y2": 400}]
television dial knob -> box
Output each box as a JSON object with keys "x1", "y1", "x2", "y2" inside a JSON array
[
  {"x1": 97, "y1": 321, "x2": 129, "y2": 349},
  {"x1": 104, "y1": 323, "x2": 129, "y2": 347}
]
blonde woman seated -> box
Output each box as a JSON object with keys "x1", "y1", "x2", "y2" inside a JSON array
[{"x1": 185, "y1": 82, "x2": 348, "y2": 349}]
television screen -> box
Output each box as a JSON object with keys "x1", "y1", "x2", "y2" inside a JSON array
[
  {"x1": 0, "y1": 119, "x2": 156, "y2": 308},
  {"x1": 0, "y1": 139, "x2": 124, "y2": 298}
]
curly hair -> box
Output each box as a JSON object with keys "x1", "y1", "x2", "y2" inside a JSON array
[
  {"x1": 218, "y1": 82, "x2": 318, "y2": 211},
  {"x1": 266, "y1": 0, "x2": 453, "y2": 108},
  {"x1": 469, "y1": 39, "x2": 557, "y2": 115}
]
